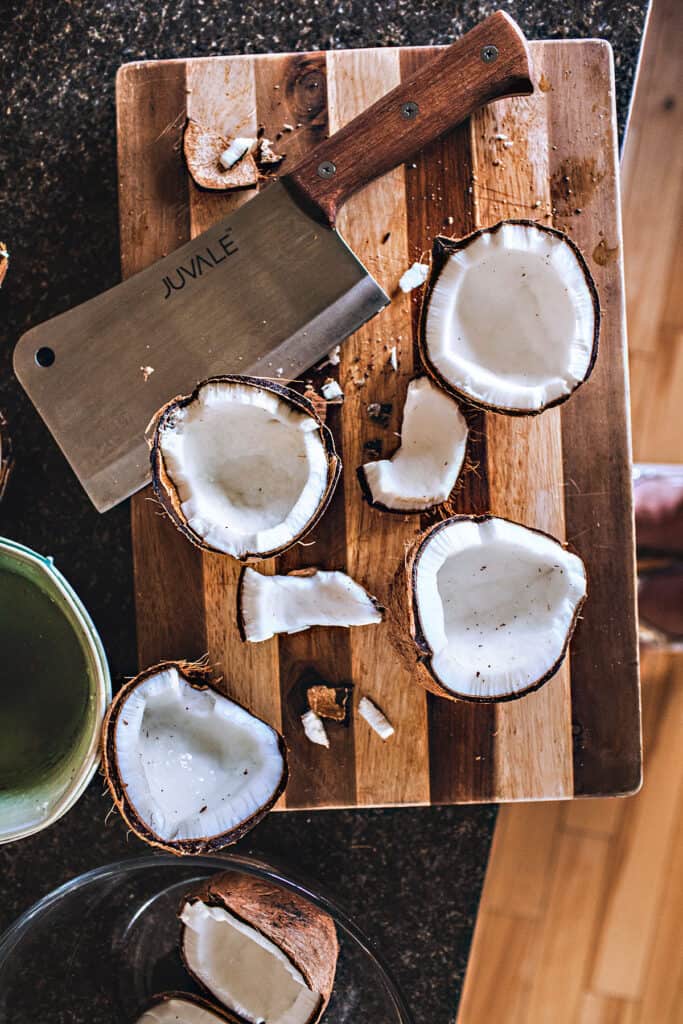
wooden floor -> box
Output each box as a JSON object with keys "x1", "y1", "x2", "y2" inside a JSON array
[{"x1": 457, "y1": 0, "x2": 683, "y2": 1021}]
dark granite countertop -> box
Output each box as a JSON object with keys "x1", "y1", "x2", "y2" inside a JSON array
[{"x1": 0, "y1": 2, "x2": 647, "y2": 1020}]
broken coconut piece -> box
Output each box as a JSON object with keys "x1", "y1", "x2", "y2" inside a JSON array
[
  {"x1": 180, "y1": 871, "x2": 338, "y2": 1024},
  {"x1": 219, "y1": 137, "x2": 256, "y2": 170},
  {"x1": 421, "y1": 221, "x2": 600, "y2": 414},
  {"x1": 258, "y1": 137, "x2": 285, "y2": 168},
  {"x1": 151, "y1": 376, "x2": 340, "y2": 560},
  {"x1": 318, "y1": 345, "x2": 340, "y2": 369},
  {"x1": 320, "y1": 378, "x2": 344, "y2": 403},
  {"x1": 184, "y1": 119, "x2": 258, "y2": 190},
  {"x1": 399, "y1": 262, "x2": 429, "y2": 293},
  {"x1": 301, "y1": 710, "x2": 329, "y2": 748},
  {"x1": 358, "y1": 376, "x2": 468, "y2": 513},
  {"x1": 102, "y1": 661, "x2": 287, "y2": 854},
  {"x1": 307, "y1": 683, "x2": 352, "y2": 722},
  {"x1": 358, "y1": 697, "x2": 394, "y2": 740},
  {"x1": 136, "y1": 993, "x2": 239, "y2": 1024},
  {"x1": 388, "y1": 346, "x2": 398, "y2": 372},
  {"x1": 406, "y1": 515, "x2": 587, "y2": 702},
  {"x1": 238, "y1": 567, "x2": 383, "y2": 643}
]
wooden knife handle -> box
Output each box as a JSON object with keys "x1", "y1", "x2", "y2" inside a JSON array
[{"x1": 282, "y1": 11, "x2": 533, "y2": 225}]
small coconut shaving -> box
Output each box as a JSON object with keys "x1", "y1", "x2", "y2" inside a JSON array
[
  {"x1": 258, "y1": 137, "x2": 285, "y2": 167},
  {"x1": 322, "y1": 345, "x2": 341, "y2": 367},
  {"x1": 388, "y1": 346, "x2": 398, "y2": 372},
  {"x1": 219, "y1": 137, "x2": 256, "y2": 170},
  {"x1": 140, "y1": 365, "x2": 154, "y2": 382},
  {"x1": 399, "y1": 262, "x2": 429, "y2": 293},
  {"x1": 308, "y1": 683, "x2": 352, "y2": 722},
  {"x1": 301, "y1": 709, "x2": 330, "y2": 748},
  {"x1": 321, "y1": 378, "x2": 344, "y2": 403},
  {"x1": 358, "y1": 697, "x2": 394, "y2": 740}
]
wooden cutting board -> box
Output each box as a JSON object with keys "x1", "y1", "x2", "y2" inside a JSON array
[{"x1": 116, "y1": 40, "x2": 641, "y2": 808}]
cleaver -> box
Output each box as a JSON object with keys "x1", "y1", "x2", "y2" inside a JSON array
[{"x1": 14, "y1": 11, "x2": 532, "y2": 512}]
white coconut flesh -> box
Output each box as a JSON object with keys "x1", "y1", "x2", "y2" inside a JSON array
[
  {"x1": 424, "y1": 222, "x2": 596, "y2": 411},
  {"x1": 360, "y1": 377, "x2": 468, "y2": 510},
  {"x1": 137, "y1": 998, "x2": 227, "y2": 1023},
  {"x1": 414, "y1": 517, "x2": 587, "y2": 698},
  {"x1": 181, "y1": 900, "x2": 321, "y2": 1024},
  {"x1": 114, "y1": 667, "x2": 284, "y2": 843},
  {"x1": 159, "y1": 381, "x2": 331, "y2": 558},
  {"x1": 240, "y1": 567, "x2": 382, "y2": 643}
]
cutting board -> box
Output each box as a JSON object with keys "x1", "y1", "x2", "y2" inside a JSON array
[{"x1": 116, "y1": 40, "x2": 641, "y2": 807}]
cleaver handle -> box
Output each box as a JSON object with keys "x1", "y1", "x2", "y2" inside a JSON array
[{"x1": 282, "y1": 11, "x2": 533, "y2": 226}]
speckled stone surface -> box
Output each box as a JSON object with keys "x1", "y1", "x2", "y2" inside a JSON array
[{"x1": 0, "y1": 2, "x2": 647, "y2": 1020}]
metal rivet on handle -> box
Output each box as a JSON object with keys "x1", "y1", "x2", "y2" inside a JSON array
[
  {"x1": 317, "y1": 160, "x2": 337, "y2": 179},
  {"x1": 400, "y1": 101, "x2": 419, "y2": 120},
  {"x1": 35, "y1": 346, "x2": 55, "y2": 368},
  {"x1": 481, "y1": 44, "x2": 499, "y2": 64}
]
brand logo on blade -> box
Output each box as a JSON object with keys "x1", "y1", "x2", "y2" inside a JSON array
[{"x1": 161, "y1": 228, "x2": 238, "y2": 300}]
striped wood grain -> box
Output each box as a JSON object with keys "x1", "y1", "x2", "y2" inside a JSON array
[{"x1": 116, "y1": 40, "x2": 639, "y2": 808}]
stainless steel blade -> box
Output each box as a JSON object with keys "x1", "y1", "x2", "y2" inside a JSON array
[{"x1": 14, "y1": 181, "x2": 389, "y2": 512}]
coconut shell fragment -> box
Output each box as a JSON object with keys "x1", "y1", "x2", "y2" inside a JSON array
[
  {"x1": 183, "y1": 119, "x2": 258, "y2": 191},
  {"x1": 0, "y1": 243, "x2": 8, "y2": 288},
  {"x1": 307, "y1": 683, "x2": 352, "y2": 722},
  {"x1": 0, "y1": 411, "x2": 13, "y2": 503},
  {"x1": 180, "y1": 871, "x2": 338, "y2": 1024},
  {"x1": 102, "y1": 661, "x2": 288, "y2": 855}
]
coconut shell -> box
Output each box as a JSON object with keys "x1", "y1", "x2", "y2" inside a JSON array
[
  {"x1": 0, "y1": 243, "x2": 8, "y2": 288},
  {"x1": 137, "y1": 992, "x2": 241, "y2": 1023},
  {"x1": 150, "y1": 376, "x2": 341, "y2": 562},
  {"x1": 398, "y1": 514, "x2": 588, "y2": 704},
  {"x1": 181, "y1": 871, "x2": 339, "y2": 1024},
  {"x1": 183, "y1": 119, "x2": 259, "y2": 191},
  {"x1": 307, "y1": 683, "x2": 351, "y2": 722},
  {"x1": 418, "y1": 220, "x2": 601, "y2": 415},
  {"x1": 101, "y1": 660, "x2": 288, "y2": 855}
]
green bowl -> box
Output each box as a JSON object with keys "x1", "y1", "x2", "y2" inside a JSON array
[{"x1": 0, "y1": 538, "x2": 111, "y2": 843}]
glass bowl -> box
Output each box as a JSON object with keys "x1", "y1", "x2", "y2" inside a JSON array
[{"x1": 0, "y1": 854, "x2": 413, "y2": 1024}]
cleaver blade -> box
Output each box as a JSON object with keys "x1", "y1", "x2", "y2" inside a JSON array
[
  {"x1": 14, "y1": 11, "x2": 533, "y2": 512},
  {"x1": 14, "y1": 182, "x2": 387, "y2": 512}
]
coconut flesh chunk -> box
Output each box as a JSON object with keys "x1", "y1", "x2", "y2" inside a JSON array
[
  {"x1": 239, "y1": 567, "x2": 383, "y2": 643},
  {"x1": 423, "y1": 221, "x2": 599, "y2": 413},
  {"x1": 181, "y1": 900, "x2": 322, "y2": 1024},
  {"x1": 412, "y1": 516, "x2": 587, "y2": 701},
  {"x1": 153, "y1": 378, "x2": 338, "y2": 560},
  {"x1": 107, "y1": 665, "x2": 286, "y2": 851},
  {"x1": 359, "y1": 376, "x2": 468, "y2": 511},
  {"x1": 137, "y1": 995, "x2": 236, "y2": 1024}
]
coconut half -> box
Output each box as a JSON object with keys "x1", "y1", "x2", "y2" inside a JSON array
[
  {"x1": 358, "y1": 376, "x2": 468, "y2": 512},
  {"x1": 184, "y1": 119, "x2": 259, "y2": 190},
  {"x1": 137, "y1": 993, "x2": 239, "y2": 1023},
  {"x1": 406, "y1": 515, "x2": 587, "y2": 702},
  {"x1": 421, "y1": 221, "x2": 600, "y2": 414},
  {"x1": 238, "y1": 567, "x2": 383, "y2": 643},
  {"x1": 180, "y1": 872, "x2": 338, "y2": 1024},
  {"x1": 102, "y1": 662, "x2": 287, "y2": 854},
  {"x1": 151, "y1": 377, "x2": 340, "y2": 561}
]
